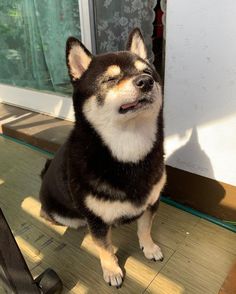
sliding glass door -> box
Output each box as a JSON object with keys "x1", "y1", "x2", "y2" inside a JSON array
[{"x1": 0, "y1": 0, "x2": 94, "y2": 120}]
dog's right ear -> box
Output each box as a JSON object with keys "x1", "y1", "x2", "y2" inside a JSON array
[
  {"x1": 66, "y1": 37, "x2": 92, "y2": 81},
  {"x1": 126, "y1": 28, "x2": 147, "y2": 60}
]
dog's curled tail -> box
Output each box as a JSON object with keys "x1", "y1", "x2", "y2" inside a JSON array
[{"x1": 40, "y1": 159, "x2": 52, "y2": 179}]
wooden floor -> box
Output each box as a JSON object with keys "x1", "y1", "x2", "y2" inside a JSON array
[{"x1": 0, "y1": 136, "x2": 236, "y2": 294}]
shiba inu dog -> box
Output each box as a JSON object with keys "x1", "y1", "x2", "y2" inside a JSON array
[{"x1": 39, "y1": 28, "x2": 166, "y2": 288}]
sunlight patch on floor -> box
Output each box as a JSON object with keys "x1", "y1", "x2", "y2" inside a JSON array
[
  {"x1": 15, "y1": 235, "x2": 43, "y2": 264},
  {"x1": 21, "y1": 196, "x2": 67, "y2": 235},
  {"x1": 146, "y1": 272, "x2": 185, "y2": 294}
]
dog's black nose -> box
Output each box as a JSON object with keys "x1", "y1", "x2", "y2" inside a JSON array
[{"x1": 134, "y1": 74, "x2": 154, "y2": 92}]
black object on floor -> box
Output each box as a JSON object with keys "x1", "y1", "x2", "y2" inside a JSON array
[{"x1": 0, "y1": 208, "x2": 63, "y2": 294}]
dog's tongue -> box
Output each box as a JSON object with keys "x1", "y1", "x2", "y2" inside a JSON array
[{"x1": 120, "y1": 101, "x2": 138, "y2": 109}]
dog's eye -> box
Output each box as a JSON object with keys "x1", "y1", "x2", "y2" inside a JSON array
[
  {"x1": 143, "y1": 68, "x2": 152, "y2": 75},
  {"x1": 107, "y1": 77, "x2": 117, "y2": 82},
  {"x1": 102, "y1": 76, "x2": 118, "y2": 83}
]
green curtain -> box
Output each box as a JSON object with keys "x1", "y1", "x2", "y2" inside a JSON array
[{"x1": 0, "y1": 0, "x2": 81, "y2": 95}]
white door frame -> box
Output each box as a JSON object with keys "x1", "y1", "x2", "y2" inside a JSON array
[{"x1": 0, "y1": 0, "x2": 95, "y2": 122}]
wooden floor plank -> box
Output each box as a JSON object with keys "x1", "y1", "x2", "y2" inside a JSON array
[
  {"x1": 146, "y1": 219, "x2": 236, "y2": 294},
  {"x1": 145, "y1": 252, "x2": 223, "y2": 294},
  {"x1": 186, "y1": 219, "x2": 236, "y2": 255},
  {"x1": 152, "y1": 202, "x2": 200, "y2": 251},
  {"x1": 176, "y1": 237, "x2": 236, "y2": 280}
]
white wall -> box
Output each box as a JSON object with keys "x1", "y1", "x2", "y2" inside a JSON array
[{"x1": 164, "y1": 0, "x2": 236, "y2": 186}]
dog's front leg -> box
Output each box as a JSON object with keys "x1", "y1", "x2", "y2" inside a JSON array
[
  {"x1": 137, "y1": 201, "x2": 163, "y2": 261},
  {"x1": 87, "y1": 218, "x2": 123, "y2": 288}
]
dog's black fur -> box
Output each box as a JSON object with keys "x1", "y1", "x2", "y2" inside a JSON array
[
  {"x1": 40, "y1": 111, "x2": 164, "y2": 223},
  {"x1": 39, "y1": 28, "x2": 165, "y2": 287}
]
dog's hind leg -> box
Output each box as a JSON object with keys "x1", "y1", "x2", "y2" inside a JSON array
[
  {"x1": 87, "y1": 218, "x2": 123, "y2": 288},
  {"x1": 40, "y1": 207, "x2": 59, "y2": 225},
  {"x1": 40, "y1": 208, "x2": 87, "y2": 228},
  {"x1": 137, "y1": 200, "x2": 164, "y2": 262},
  {"x1": 51, "y1": 213, "x2": 87, "y2": 229}
]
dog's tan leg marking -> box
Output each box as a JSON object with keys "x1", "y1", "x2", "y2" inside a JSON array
[
  {"x1": 92, "y1": 228, "x2": 123, "y2": 287},
  {"x1": 137, "y1": 209, "x2": 163, "y2": 261}
]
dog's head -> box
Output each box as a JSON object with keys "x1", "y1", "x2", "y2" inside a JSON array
[
  {"x1": 66, "y1": 28, "x2": 163, "y2": 162},
  {"x1": 66, "y1": 28, "x2": 162, "y2": 120}
]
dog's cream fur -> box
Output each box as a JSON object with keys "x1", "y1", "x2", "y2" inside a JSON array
[
  {"x1": 134, "y1": 60, "x2": 147, "y2": 71},
  {"x1": 130, "y1": 32, "x2": 147, "y2": 60},
  {"x1": 52, "y1": 214, "x2": 87, "y2": 228},
  {"x1": 68, "y1": 44, "x2": 92, "y2": 80},
  {"x1": 83, "y1": 80, "x2": 162, "y2": 163},
  {"x1": 85, "y1": 171, "x2": 166, "y2": 224},
  {"x1": 105, "y1": 65, "x2": 121, "y2": 77}
]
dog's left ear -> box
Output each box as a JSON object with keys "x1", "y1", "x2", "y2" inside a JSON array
[
  {"x1": 126, "y1": 28, "x2": 147, "y2": 60},
  {"x1": 66, "y1": 37, "x2": 93, "y2": 81}
]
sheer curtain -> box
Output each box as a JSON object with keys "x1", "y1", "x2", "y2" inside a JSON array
[
  {"x1": 93, "y1": 0, "x2": 157, "y2": 60},
  {"x1": 0, "y1": 0, "x2": 81, "y2": 95}
]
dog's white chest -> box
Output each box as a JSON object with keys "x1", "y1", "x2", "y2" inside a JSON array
[
  {"x1": 85, "y1": 195, "x2": 143, "y2": 224},
  {"x1": 85, "y1": 171, "x2": 166, "y2": 224}
]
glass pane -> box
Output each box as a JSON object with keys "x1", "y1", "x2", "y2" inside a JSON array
[
  {"x1": 0, "y1": 0, "x2": 81, "y2": 95},
  {"x1": 93, "y1": 0, "x2": 157, "y2": 59}
]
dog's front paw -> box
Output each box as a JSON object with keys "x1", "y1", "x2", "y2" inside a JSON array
[
  {"x1": 141, "y1": 242, "x2": 164, "y2": 262},
  {"x1": 102, "y1": 265, "x2": 123, "y2": 288}
]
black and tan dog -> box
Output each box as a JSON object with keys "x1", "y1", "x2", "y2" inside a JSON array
[{"x1": 39, "y1": 28, "x2": 166, "y2": 288}]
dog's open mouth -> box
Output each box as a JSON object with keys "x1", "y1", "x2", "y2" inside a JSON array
[{"x1": 119, "y1": 97, "x2": 152, "y2": 114}]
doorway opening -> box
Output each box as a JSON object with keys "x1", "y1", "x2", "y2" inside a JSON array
[{"x1": 152, "y1": 0, "x2": 166, "y2": 80}]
